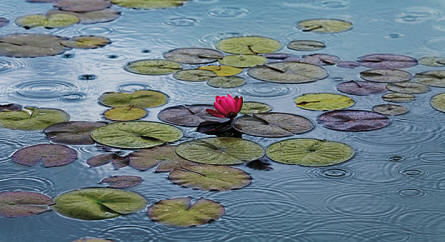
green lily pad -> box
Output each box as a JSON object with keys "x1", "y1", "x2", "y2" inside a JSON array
[
  {"x1": 61, "y1": 35, "x2": 111, "y2": 49},
  {"x1": 297, "y1": 19, "x2": 352, "y2": 33},
  {"x1": 16, "y1": 13, "x2": 79, "y2": 29},
  {"x1": 372, "y1": 104, "x2": 408, "y2": 116},
  {"x1": 382, "y1": 92, "x2": 415, "y2": 103},
  {"x1": 207, "y1": 76, "x2": 245, "y2": 88},
  {"x1": 294, "y1": 93, "x2": 354, "y2": 111},
  {"x1": 44, "y1": 121, "x2": 106, "y2": 145},
  {"x1": 360, "y1": 69, "x2": 412, "y2": 83},
  {"x1": 124, "y1": 59, "x2": 182, "y2": 75},
  {"x1": 169, "y1": 164, "x2": 251, "y2": 191},
  {"x1": 431, "y1": 93, "x2": 445, "y2": 113},
  {"x1": 266, "y1": 138, "x2": 354, "y2": 166},
  {"x1": 199, "y1": 65, "x2": 243, "y2": 76},
  {"x1": 54, "y1": 188, "x2": 146, "y2": 220},
  {"x1": 99, "y1": 90, "x2": 168, "y2": 108},
  {"x1": 164, "y1": 48, "x2": 223, "y2": 64},
  {"x1": 173, "y1": 69, "x2": 217, "y2": 82},
  {"x1": 287, "y1": 40, "x2": 326, "y2": 51},
  {"x1": 111, "y1": 0, "x2": 188, "y2": 9},
  {"x1": 176, "y1": 137, "x2": 264, "y2": 165},
  {"x1": 0, "y1": 191, "x2": 54, "y2": 218},
  {"x1": 419, "y1": 57, "x2": 445, "y2": 67},
  {"x1": 47, "y1": 9, "x2": 121, "y2": 24},
  {"x1": 103, "y1": 106, "x2": 147, "y2": 121},
  {"x1": 129, "y1": 146, "x2": 196, "y2": 172},
  {"x1": 148, "y1": 197, "x2": 224, "y2": 227},
  {"x1": 248, "y1": 61, "x2": 328, "y2": 83},
  {"x1": 53, "y1": 0, "x2": 111, "y2": 12},
  {"x1": 12, "y1": 144, "x2": 77, "y2": 167},
  {"x1": 0, "y1": 33, "x2": 69, "y2": 58},
  {"x1": 91, "y1": 121, "x2": 183, "y2": 149},
  {"x1": 413, "y1": 70, "x2": 445, "y2": 87},
  {"x1": 386, "y1": 82, "x2": 430, "y2": 94},
  {"x1": 232, "y1": 112, "x2": 313, "y2": 138},
  {"x1": 220, "y1": 55, "x2": 267, "y2": 68},
  {"x1": 240, "y1": 102, "x2": 272, "y2": 114},
  {"x1": 158, "y1": 104, "x2": 227, "y2": 127},
  {"x1": 99, "y1": 175, "x2": 143, "y2": 188},
  {"x1": 216, "y1": 36, "x2": 281, "y2": 55},
  {"x1": 0, "y1": 107, "x2": 69, "y2": 130}
]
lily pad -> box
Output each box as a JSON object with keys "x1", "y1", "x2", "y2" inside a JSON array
[
  {"x1": 357, "y1": 54, "x2": 418, "y2": 69},
  {"x1": 302, "y1": 54, "x2": 341, "y2": 66},
  {"x1": 216, "y1": 36, "x2": 281, "y2": 55},
  {"x1": 87, "y1": 153, "x2": 130, "y2": 169},
  {"x1": 169, "y1": 164, "x2": 251, "y2": 191},
  {"x1": 232, "y1": 112, "x2": 313, "y2": 137},
  {"x1": 248, "y1": 61, "x2": 328, "y2": 83},
  {"x1": 53, "y1": 0, "x2": 112, "y2": 12},
  {"x1": 360, "y1": 69, "x2": 412, "y2": 83},
  {"x1": 54, "y1": 188, "x2": 146, "y2": 220},
  {"x1": 261, "y1": 53, "x2": 291, "y2": 59},
  {"x1": 164, "y1": 48, "x2": 223, "y2": 64},
  {"x1": 0, "y1": 191, "x2": 54, "y2": 218},
  {"x1": 297, "y1": 19, "x2": 352, "y2": 33},
  {"x1": 386, "y1": 82, "x2": 430, "y2": 94},
  {"x1": 198, "y1": 65, "x2": 242, "y2": 76},
  {"x1": 124, "y1": 59, "x2": 182, "y2": 75},
  {"x1": 47, "y1": 9, "x2": 121, "y2": 24},
  {"x1": 413, "y1": 70, "x2": 445, "y2": 87},
  {"x1": 240, "y1": 102, "x2": 272, "y2": 114},
  {"x1": 99, "y1": 90, "x2": 168, "y2": 108},
  {"x1": 0, "y1": 103, "x2": 22, "y2": 111},
  {"x1": 176, "y1": 137, "x2": 264, "y2": 165},
  {"x1": 103, "y1": 106, "x2": 147, "y2": 121},
  {"x1": 111, "y1": 0, "x2": 188, "y2": 9},
  {"x1": 287, "y1": 40, "x2": 325, "y2": 51},
  {"x1": 419, "y1": 57, "x2": 445, "y2": 67},
  {"x1": 0, "y1": 33, "x2": 69, "y2": 58},
  {"x1": 44, "y1": 121, "x2": 107, "y2": 145},
  {"x1": 294, "y1": 93, "x2": 354, "y2": 111},
  {"x1": 99, "y1": 176, "x2": 143, "y2": 188},
  {"x1": 16, "y1": 13, "x2": 79, "y2": 29},
  {"x1": 173, "y1": 69, "x2": 216, "y2": 82},
  {"x1": 431, "y1": 93, "x2": 445, "y2": 113},
  {"x1": 220, "y1": 55, "x2": 267, "y2": 68},
  {"x1": 61, "y1": 36, "x2": 111, "y2": 49},
  {"x1": 91, "y1": 121, "x2": 183, "y2": 149},
  {"x1": 266, "y1": 138, "x2": 354, "y2": 166},
  {"x1": 207, "y1": 76, "x2": 245, "y2": 88},
  {"x1": 148, "y1": 197, "x2": 224, "y2": 227},
  {"x1": 337, "y1": 81, "x2": 387, "y2": 96},
  {"x1": 0, "y1": 107, "x2": 69, "y2": 130},
  {"x1": 336, "y1": 61, "x2": 361, "y2": 69},
  {"x1": 12, "y1": 144, "x2": 77, "y2": 167},
  {"x1": 382, "y1": 92, "x2": 415, "y2": 103},
  {"x1": 158, "y1": 104, "x2": 227, "y2": 127},
  {"x1": 129, "y1": 146, "x2": 196, "y2": 172},
  {"x1": 372, "y1": 104, "x2": 408, "y2": 116},
  {"x1": 317, "y1": 110, "x2": 390, "y2": 132}
]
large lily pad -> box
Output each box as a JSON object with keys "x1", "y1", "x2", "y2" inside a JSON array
[
  {"x1": 240, "y1": 102, "x2": 272, "y2": 114},
  {"x1": 176, "y1": 137, "x2": 264, "y2": 165},
  {"x1": 220, "y1": 55, "x2": 267, "y2": 68},
  {"x1": 53, "y1": 0, "x2": 111, "y2": 12},
  {"x1": 337, "y1": 81, "x2": 386, "y2": 96},
  {"x1": 248, "y1": 62, "x2": 328, "y2": 83},
  {"x1": 12, "y1": 144, "x2": 77, "y2": 167},
  {"x1": 0, "y1": 191, "x2": 54, "y2": 218},
  {"x1": 266, "y1": 138, "x2": 354, "y2": 166},
  {"x1": 103, "y1": 106, "x2": 147, "y2": 121},
  {"x1": 16, "y1": 14, "x2": 79, "y2": 29},
  {"x1": 419, "y1": 57, "x2": 445, "y2": 67},
  {"x1": 294, "y1": 93, "x2": 354, "y2": 111},
  {"x1": 287, "y1": 40, "x2": 325, "y2": 51},
  {"x1": 164, "y1": 48, "x2": 223, "y2": 64},
  {"x1": 99, "y1": 176, "x2": 143, "y2": 188},
  {"x1": 232, "y1": 112, "x2": 313, "y2": 137},
  {"x1": 216, "y1": 36, "x2": 281, "y2": 55},
  {"x1": 372, "y1": 104, "x2": 408, "y2": 116},
  {"x1": 199, "y1": 65, "x2": 242, "y2": 76},
  {"x1": 173, "y1": 69, "x2": 216, "y2": 82},
  {"x1": 44, "y1": 121, "x2": 107, "y2": 145},
  {"x1": 382, "y1": 92, "x2": 415, "y2": 103},
  {"x1": 360, "y1": 69, "x2": 412, "y2": 83},
  {"x1": 129, "y1": 146, "x2": 196, "y2": 172},
  {"x1": 386, "y1": 82, "x2": 430, "y2": 94},
  {"x1": 90, "y1": 121, "x2": 183, "y2": 149},
  {"x1": 54, "y1": 188, "x2": 146, "y2": 220},
  {"x1": 0, "y1": 107, "x2": 69, "y2": 130},
  {"x1": 207, "y1": 76, "x2": 245, "y2": 88},
  {"x1": 158, "y1": 104, "x2": 227, "y2": 127},
  {"x1": 61, "y1": 36, "x2": 111, "y2": 49},
  {"x1": 47, "y1": 9, "x2": 121, "y2": 24},
  {"x1": 148, "y1": 197, "x2": 224, "y2": 227},
  {"x1": 297, "y1": 19, "x2": 352, "y2": 33},
  {"x1": 0, "y1": 33, "x2": 69, "y2": 58},
  {"x1": 317, "y1": 110, "x2": 390, "y2": 132},
  {"x1": 413, "y1": 70, "x2": 445, "y2": 87},
  {"x1": 431, "y1": 93, "x2": 445, "y2": 113},
  {"x1": 124, "y1": 59, "x2": 182, "y2": 75},
  {"x1": 111, "y1": 0, "x2": 188, "y2": 9},
  {"x1": 99, "y1": 90, "x2": 168, "y2": 108},
  {"x1": 169, "y1": 164, "x2": 251, "y2": 191},
  {"x1": 357, "y1": 54, "x2": 418, "y2": 69}
]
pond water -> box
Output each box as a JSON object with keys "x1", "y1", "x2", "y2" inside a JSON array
[{"x1": 1, "y1": 0, "x2": 445, "y2": 241}]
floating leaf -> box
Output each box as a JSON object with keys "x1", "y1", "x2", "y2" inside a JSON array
[
  {"x1": 48, "y1": 9, "x2": 121, "y2": 24},
  {"x1": 129, "y1": 146, "x2": 195, "y2": 172},
  {"x1": 99, "y1": 90, "x2": 168, "y2": 108},
  {"x1": 302, "y1": 54, "x2": 341, "y2": 66},
  {"x1": 337, "y1": 81, "x2": 386, "y2": 96},
  {"x1": 54, "y1": 188, "x2": 146, "y2": 220},
  {"x1": 198, "y1": 65, "x2": 242, "y2": 76},
  {"x1": 266, "y1": 138, "x2": 354, "y2": 166},
  {"x1": 360, "y1": 69, "x2": 412, "y2": 83},
  {"x1": 287, "y1": 40, "x2": 325, "y2": 51},
  {"x1": 87, "y1": 153, "x2": 130, "y2": 169},
  {"x1": 91, "y1": 121, "x2": 183, "y2": 149},
  {"x1": 164, "y1": 48, "x2": 223, "y2": 64},
  {"x1": 207, "y1": 76, "x2": 245, "y2": 88},
  {"x1": 103, "y1": 106, "x2": 147, "y2": 121},
  {"x1": 44, "y1": 121, "x2": 107, "y2": 145},
  {"x1": 297, "y1": 19, "x2": 352, "y2": 33},
  {"x1": 12, "y1": 144, "x2": 77, "y2": 167},
  {"x1": 111, "y1": 0, "x2": 188, "y2": 9},
  {"x1": 0, "y1": 103, "x2": 22, "y2": 111},
  {"x1": 158, "y1": 104, "x2": 227, "y2": 127},
  {"x1": 261, "y1": 53, "x2": 291, "y2": 59},
  {"x1": 419, "y1": 57, "x2": 445, "y2": 67},
  {"x1": 53, "y1": 0, "x2": 111, "y2": 12},
  {"x1": 16, "y1": 14, "x2": 79, "y2": 29},
  {"x1": 176, "y1": 137, "x2": 264, "y2": 165},
  {"x1": 232, "y1": 112, "x2": 313, "y2": 137},
  {"x1": 382, "y1": 92, "x2": 415, "y2": 103},
  {"x1": 169, "y1": 164, "x2": 251, "y2": 191},
  {"x1": 240, "y1": 102, "x2": 272, "y2": 114},
  {"x1": 99, "y1": 176, "x2": 143, "y2": 188},
  {"x1": 220, "y1": 55, "x2": 267, "y2": 68},
  {"x1": 248, "y1": 62, "x2": 328, "y2": 83},
  {"x1": 372, "y1": 104, "x2": 408, "y2": 116},
  {"x1": 431, "y1": 93, "x2": 445, "y2": 113},
  {"x1": 216, "y1": 36, "x2": 281, "y2": 55},
  {"x1": 0, "y1": 107, "x2": 69, "y2": 130},
  {"x1": 0, "y1": 33, "x2": 69, "y2": 58},
  {"x1": 0, "y1": 191, "x2": 54, "y2": 218},
  {"x1": 294, "y1": 93, "x2": 354, "y2": 111},
  {"x1": 336, "y1": 61, "x2": 361, "y2": 69},
  {"x1": 61, "y1": 35, "x2": 111, "y2": 49},
  {"x1": 124, "y1": 59, "x2": 182, "y2": 75},
  {"x1": 413, "y1": 70, "x2": 445, "y2": 87},
  {"x1": 357, "y1": 54, "x2": 417, "y2": 69},
  {"x1": 173, "y1": 69, "x2": 216, "y2": 82},
  {"x1": 386, "y1": 82, "x2": 430, "y2": 94},
  {"x1": 148, "y1": 197, "x2": 224, "y2": 227},
  {"x1": 317, "y1": 110, "x2": 390, "y2": 132}
]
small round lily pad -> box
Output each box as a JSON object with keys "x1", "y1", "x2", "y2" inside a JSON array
[
  {"x1": 288, "y1": 40, "x2": 325, "y2": 51},
  {"x1": 386, "y1": 82, "x2": 430, "y2": 94},
  {"x1": 103, "y1": 106, "x2": 147, "y2": 121},
  {"x1": 99, "y1": 90, "x2": 168, "y2": 108},
  {"x1": 248, "y1": 61, "x2": 328, "y2": 83},
  {"x1": 220, "y1": 55, "x2": 267, "y2": 68},
  {"x1": 176, "y1": 137, "x2": 264, "y2": 165},
  {"x1": 164, "y1": 48, "x2": 223, "y2": 64},
  {"x1": 111, "y1": 0, "x2": 188, "y2": 9},
  {"x1": 317, "y1": 110, "x2": 390, "y2": 132},
  {"x1": 124, "y1": 59, "x2": 182, "y2": 75},
  {"x1": 53, "y1": 0, "x2": 111, "y2": 12},
  {"x1": 12, "y1": 144, "x2": 77, "y2": 167},
  {"x1": 382, "y1": 92, "x2": 415, "y2": 103},
  {"x1": 357, "y1": 54, "x2": 418, "y2": 69},
  {"x1": 0, "y1": 107, "x2": 70, "y2": 130},
  {"x1": 44, "y1": 121, "x2": 107, "y2": 145},
  {"x1": 99, "y1": 175, "x2": 143, "y2": 188},
  {"x1": 129, "y1": 146, "x2": 196, "y2": 172},
  {"x1": 47, "y1": 9, "x2": 121, "y2": 24},
  {"x1": 419, "y1": 57, "x2": 445, "y2": 67},
  {"x1": 431, "y1": 93, "x2": 445, "y2": 113},
  {"x1": 302, "y1": 54, "x2": 341, "y2": 66},
  {"x1": 360, "y1": 69, "x2": 412, "y2": 83},
  {"x1": 207, "y1": 76, "x2": 245, "y2": 88},
  {"x1": 16, "y1": 13, "x2": 79, "y2": 29},
  {"x1": 0, "y1": 191, "x2": 54, "y2": 218},
  {"x1": 372, "y1": 104, "x2": 408, "y2": 116},
  {"x1": 232, "y1": 112, "x2": 313, "y2": 137},
  {"x1": 91, "y1": 121, "x2": 183, "y2": 149},
  {"x1": 240, "y1": 102, "x2": 272, "y2": 114},
  {"x1": 413, "y1": 70, "x2": 445, "y2": 87},
  {"x1": 54, "y1": 188, "x2": 146, "y2": 220},
  {"x1": 266, "y1": 138, "x2": 354, "y2": 166},
  {"x1": 294, "y1": 93, "x2": 354, "y2": 111},
  {"x1": 148, "y1": 197, "x2": 224, "y2": 227},
  {"x1": 173, "y1": 69, "x2": 216, "y2": 82},
  {"x1": 0, "y1": 33, "x2": 69, "y2": 58},
  {"x1": 198, "y1": 65, "x2": 242, "y2": 76},
  {"x1": 216, "y1": 36, "x2": 281, "y2": 55},
  {"x1": 61, "y1": 35, "x2": 111, "y2": 49},
  {"x1": 337, "y1": 81, "x2": 387, "y2": 96},
  {"x1": 158, "y1": 104, "x2": 227, "y2": 127},
  {"x1": 297, "y1": 19, "x2": 352, "y2": 33}
]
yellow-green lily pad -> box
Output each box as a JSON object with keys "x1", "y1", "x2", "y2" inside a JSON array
[
  {"x1": 382, "y1": 92, "x2": 415, "y2": 103},
  {"x1": 431, "y1": 93, "x2": 445, "y2": 113},
  {"x1": 124, "y1": 59, "x2": 182, "y2": 75},
  {"x1": 294, "y1": 93, "x2": 354, "y2": 111},
  {"x1": 372, "y1": 104, "x2": 408, "y2": 116},
  {"x1": 297, "y1": 19, "x2": 352, "y2": 33},
  {"x1": 198, "y1": 65, "x2": 243, "y2": 76},
  {"x1": 0, "y1": 107, "x2": 69, "y2": 130},
  {"x1": 386, "y1": 82, "x2": 430, "y2": 94},
  {"x1": 173, "y1": 69, "x2": 216, "y2": 82},
  {"x1": 207, "y1": 76, "x2": 245, "y2": 88},
  {"x1": 413, "y1": 70, "x2": 445, "y2": 87},
  {"x1": 111, "y1": 0, "x2": 188, "y2": 9},
  {"x1": 103, "y1": 106, "x2": 147, "y2": 121},
  {"x1": 61, "y1": 35, "x2": 111, "y2": 49},
  {"x1": 240, "y1": 102, "x2": 272, "y2": 114},
  {"x1": 220, "y1": 55, "x2": 267, "y2": 68},
  {"x1": 419, "y1": 57, "x2": 445, "y2": 67},
  {"x1": 216, "y1": 36, "x2": 281, "y2": 55},
  {"x1": 99, "y1": 90, "x2": 168, "y2": 108},
  {"x1": 248, "y1": 62, "x2": 328, "y2": 83},
  {"x1": 47, "y1": 9, "x2": 121, "y2": 24},
  {"x1": 16, "y1": 13, "x2": 79, "y2": 29}
]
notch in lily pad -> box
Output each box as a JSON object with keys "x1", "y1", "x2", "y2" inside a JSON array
[
  {"x1": 124, "y1": 59, "x2": 182, "y2": 75},
  {"x1": 216, "y1": 36, "x2": 281, "y2": 55},
  {"x1": 0, "y1": 191, "x2": 54, "y2": 218},
  {"x1": 129, "y1": 146, "x2": 196, "y2": 172},
  {"x1": 164, "y1": 48, "x2": 223, "y2": 64},
  {"x1": 337, "y1": 81, "x2": 386, "y2": 96},
  {"x1": 16, "y1": 13, "x2": 79, "y2": 29},
  {"x1": 44, "y1": 121, "x2": 107, "y2": 145},
  {"x1": 12, "y1": 144, "x2": 77, "y2": 167},
  {"x1": 357, "y1": 54, "x2": 417, "y2": 69},
  {"x1": 317, "y1": 110, "x2": 390, "y2": 132},
  {"x1": 248, "y1": 61, "x2": 328, "y2": 83},
  {"x1": 0, "y1": 106, "x2": 70, "y2": 130},
  {"x1": 297, "y1": 19, "x2": 352, "y2": 33},
  {"x1": 294, "y1": 93, "x2": 354, "y2": 111},
  {"x1": 158, "y1": 104, "x2": 227, "y2": 127}
]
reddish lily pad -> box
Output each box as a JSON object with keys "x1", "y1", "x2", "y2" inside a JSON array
[
  {"x1": 302, "y1": 54, "x2": 341, "y2": 66},
  {"x1": 87, "y1": 153, "x2": 130, "y2": 169},
  {"x1": 53, "y1": 0, "x2": 111, "y2": 12},
  {"x1": 0, "y1": 33, "x2": 69, "y2": 58},
  {"x1": 382, "y1": 92, "x2": 415, "y2": 103},
  {"x1": 12, "y1": 144, "x2": 77, "y2": 167},
  {"x1": 287, "y1": 40, "x2": 325, "y2": 51},
  {"x1": 413, "y1": 70, "x2": 445, "y2": 87},
  {"x1": 337, "y1": 81, "x2": 386, "y2": 96},
  {"x1": 372, "y1": 104, "x2": 408, "y2": 116},
  {"x1": 164, "y1": 48, "x2": 223, "y2": 64},
  {"x1": 261, "y1": 53, "x2": 291, "y2": 59},
  {"x1": 317, "y1": 110, "x2": 390, "y2": 132},
  {"x1": 386, "y1": 82, "x2": 430, "y2": 94},
  {"x1": 47, "y1": 9, "x2": 121, "y2": 24},
  {"x1": 0, "y1": 103, "x2": 22, "y2": 111},
  {"x1": 129, "y1": 146, "x2": 196, "y2": 172},
  {"x1": 360, "y1": 69, "x2": 412, "y2": 83},
  {"x1": 248, "y1": 61, "x2": 328, "y2": 83},
  {"x1": 44, "y1": 121, "x2": 107, "y2": 145},
  {"x1": 99, "y1": 176, "x2": 143, "y2": 188},
  {"x1": 357, "y1": 54, "x2": 418, "y2": 69},
  {"x1": 0, "y1": 191, "x2": 54, "y2": 218},
  {"x1": 158, "y1": 104, "x2": 227, "y2": 127},
  {"x1": 336, "y1": 61, "x2": 361, "y2": 69}
]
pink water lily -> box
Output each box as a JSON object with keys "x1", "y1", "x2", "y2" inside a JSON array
[{"x1": 206, "y1": 94, "x2": 243, "y2": 119}]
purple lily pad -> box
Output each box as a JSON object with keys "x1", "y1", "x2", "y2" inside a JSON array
[
  {"x1": 44, "y1": 121, "x2": 107, "y2": 145},
  {"x1": 302, "y1": 54, "x2": 341, "y2": 66},
  {"x1": 360, "y1": 69, "x2": 412, "y2": 83},
  {"x1": 261, "y1": 53, "x2": 291, "y2": 60},
  {"x1": 337, "y1": 81, "x2": 387, "y2": 96},
  {"x1": 12, "y1": 144, "x2": 77, "y2": 167},
  {"x1": 317, "y1": 110, "x2": 390, "y2": 132},
  {"x1": 0, "y1": 103, "x2": 22, "y2": 111},
  {"x1": 99, "y1": 176, "x2": 143, "y2": 188},
  {"x1": 53, "y1": 0, "x2": 111, "y2": 12},
  {"x1": 87, "y1": 153, "x2": 130, "y2": 169},
  {"x1": 337, "y1": 61, "x2": 360, "y2": 69},
  {"x1": 0, "y1": 191, "x2": 54, "y2": 218},
  {"x1": 357, "y1": 54, "x2": 418, "y2": 69},
  {"x1": 0, "y1": 18, "x2": 9, "y2": 28},
  {"x1": 158, "y1": 104, "x2": 228, "y2": 127}
]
